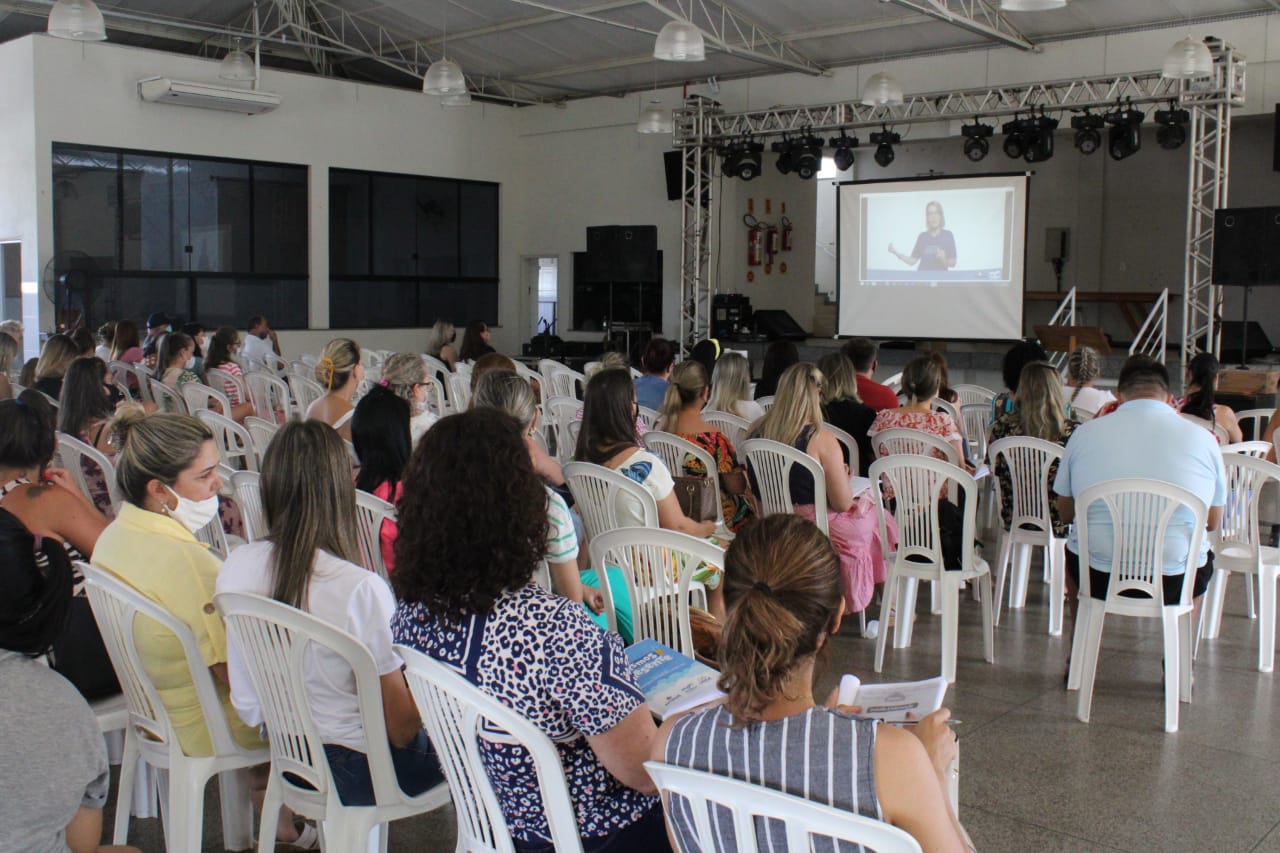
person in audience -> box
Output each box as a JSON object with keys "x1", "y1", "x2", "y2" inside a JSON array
[
  {"x1": 588, "y1": 350, "x2": 630, "y2": 381},
  {"x1": 992, "y1": 339, "x2": 1049, "y2": 419},
  {"x1": 18, "y1": 357, "x2": 38, "y2": 388},
  {"x1": 1064, "y1": 345, "x2": 1114, "y2": 419},
  {"x1": 0, "y1": 330, "x2": 18, "y2": 400},
  {"x1": 750, "y1": 363, "x2": 896, "y2": 616},
  {"x1": 1054, "y1": 356, "x2": 1225, "y2": 668},
  {"x1": 307, "y1": 338, "x2": 363, "y2": 441},
  {"x1": 34, "y1": 333, "x2": 78, "y2": 399},
  {"x1": 0, "y1": 510, "x2": 141, "y2": 853},
  {"x1": 474, "y1": 370, "x2": 566, "y2": 492},
  {"x1": 458, "y1": 320, "x2": 495, "y2": 363},
  {"x1": 158, "y1": 332, "x2": 199, "y2": 394},
  {"x1": 1177, "y1": 351, "x2": 1242, "y2": 444},
  {"x1": 0, "y1": 318, "x2": 22, "y2": 344},
  {"x1": 201, "y1": 327, "x2": 256, "y2": 423},
  {"x1": 687, "y1": 337, "x2": 721, "y2": 381},
  {"x1": 635, "y1": 336, "x2": 676, "y2": 411},
  {"x1": 868, "y1": 356, "x2": 972, "y2": 475},
  {"x1": 927, "y1": 350, "x2": 960, "y2": 405},
  {"x1": 109, "y1": 319, "x2": 143, "y2": 365},
  {"x1": 392, "y1": 409, "x2": 670, "y2": 852},
  {"x1": 218, "y1": 420, "x2": 445, "y2": 807},
  {"x1": 754, "y1": 340, "x2": 798, "y2": 401},
  {"x1": 817, "y1": 352, "x2": 876, "y2": 477},
  {"x1": 90, "y1": 410, "x2": 311, "y2": 847},
  {"x1": 706, "y1": 351, "x2": 765, "y2": 424},
  {"x1": 141, "y1": 336, "x2": 161, "y2": 372},
  {"x1": 425, "y1": 319, "x2": 458, "y2": 371},
  {"x1": 0, "y1": 391, "x2": 116, "y2": 700},
  {"x1": 182, "y1": 322, "x2": 207, "y2": 374},
  {"x1": 653, "y1": 514, "x2": 972, "y2": 853},
  {"x1": 468, "y1": 351, "x2": 518, "y2": 394},
  {"x1": 58, "y1": 358, "x2": 122, "y2": 514},
  {"x1": 657, "y1": 360, "x2": 757, "y2": 533},
  {"x1": 242, "y1": 315, "x2": 280, "y2": 364},
  {"x1": 989, "y1": 362, "x2": 1078, "y2": 538},
  {"x1": 379, "y1": 352, "x2": 439, "y2": 444},
  {"x1": 94, "y1": 321, "x2": 115, "y2": 363},
  {"x1": 142, "y1": 312, "x2": 172, "y2": 351},
  {"x1": 843, "y1": 337, "x2": 899, "y2": 412},
  {"x1": 69, "y1": 327, "x2": 95, "y2": 358},
  {"x1": 352, "y1": 385, "x2": 411, "y2": 573}
]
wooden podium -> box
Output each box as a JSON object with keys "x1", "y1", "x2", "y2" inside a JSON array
[{"x1": 1034, "y1": 324, "x2": 1111, "y2": 357}]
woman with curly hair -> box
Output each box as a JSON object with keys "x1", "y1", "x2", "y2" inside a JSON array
[{"x1": 393, "y1": 409, "x2": 667, "y2": 852}]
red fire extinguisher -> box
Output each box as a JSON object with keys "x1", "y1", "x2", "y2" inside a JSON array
[
  {"x1": 780, "y1": 215, "x2": 793, "y2": 251},
  {"x1": 745, "y1": 214, "x2": 763, "y2": 267},
  {"x1": 765, "y1": 224, "x2": 780, "y2": 259}
]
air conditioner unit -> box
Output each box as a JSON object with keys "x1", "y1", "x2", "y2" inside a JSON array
[{"x1": 137, "y1": 77, "x2": 281, "y2": 115}]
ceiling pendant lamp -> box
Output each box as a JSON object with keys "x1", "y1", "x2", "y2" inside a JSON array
[
  {"x1": 423, "y1": 58, "x2": 467, "y2": 95},
  {"x1": 1000, "y1": 0, "x2": 1067, "y2": 11},
  {"x1": 861, "y1": 71, "x2": 904, "y2": 107},
  {"x1": 47, "y1": 0, "x2": 107, "y2": 41},
  {"x1": 1162, "y1": 35, "x2": 1214, "y2": 79},
  {"x1": 219, "y1": 39, "x2": 257, "y2": 82},
  {"x1": 637, "y1": 99, "x2": 672, "y2": 134},
  {"x1": 654, "y1": 19, "x2": 705, "y2": 62}
]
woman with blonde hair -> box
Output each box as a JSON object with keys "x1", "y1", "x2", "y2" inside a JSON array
[
  {"x1": 817, "y1": 352, "x2": 875, "y2": 476},
  {"x1": 1064, "y1": 345, "x2": 1114, "y2": 419},
  {"x1": 706, "y1": 351, "x2": 765, "y2": 424},
  {"x1": 657, "y1": 360, "x2": 756, "y2": 533},
  {"x1": 749, "y1": 362, "x2": 896, "y2": 615},
  {"x1": 380, "y1": 352, "x2": 438, "y2": 444},
  {"x1": 306, "y1": 338, "x2": 364, "y2": 441},
  {"x1": 425, "y1": 320, "x2": 457, "y2": 372},
  {"x1": 34, "y1": 333, "x2": 79, "y2": 399},
  {"x1": 0, "y1": 331, "x2": 18, "y2": 399},
  {"x1": 653, "y1": 514, "x2": 971, "y2": 853}
]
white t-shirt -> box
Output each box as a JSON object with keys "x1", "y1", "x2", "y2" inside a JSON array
[
  {"x1": 216, "y1": 541, "x2": 402, "y2": 752},
  {"x1": 410, "y1": 410, "x2": 439, "y2": 446},
  {"x1": 545, "y1": 486, "x2": 579, "y2": 566},
  {"x1": 733, "y1": 399, "x2": 766, "y2": 424},
  {"x1": 94, "y1": 344, "x2": 112, "y2": 363},
  {"x1": 242, "y1": 333, "x2": 273, "y2": 363},
  {"x1": 609, "y1": 449, "x2": 674, "y2": 528},
  {"x1": 1065, "y1": 385, "x2": 1115, "y2": 418}
]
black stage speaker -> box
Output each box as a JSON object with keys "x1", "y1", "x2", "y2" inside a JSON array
[
  {"x1": 1213, "y1": 207, "x2": 1280, "y2": 286},
  {"x1": 664, "y1": 150, "x2": 683, "y2": 201},
  {"x1": 753, "y1": 309, "x2": 807, "y2": 341},
  {"x1": 583, "y1": 225, "x2": 658, "y2": 282}
]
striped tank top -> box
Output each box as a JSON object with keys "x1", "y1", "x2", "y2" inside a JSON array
[{"x1": 663, "y1": 703, "x2": 881, "y2": 852}]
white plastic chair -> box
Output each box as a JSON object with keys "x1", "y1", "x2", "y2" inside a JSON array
[
  {"x1": 1180, "y1": 412, "x2": 1229, "y2": 445},
  {"x1": 703, "y1": 410, "x2": 750, "y2": 448},
  {"x1": 423, "y1": 353, "x2": 452, "y2": 383},
  {"x1": 644, "y1": 761, "x2": 923, "y2": 853},
  {"x1": 245, "y1": 415, "x2": 279, "y2": 460},
  {"x1": 1199, "y1": 453, "x2": 1280, "y2": 672},
  {"x1": 545, "y1": 396, "x2": 584, "y2": 464},
  {"x1": 822, "y1": 423, "x2": 860, "y2": 476},
  {"x1": 870, "y1": 454, "x2": 994, "y2": 684},
  {"x1": 231, "y1": 470, "x2": 267, "y2": 543},
  {"x1": 82, "y1": 565, "x2": 265, "y2": 851},
  {"x1": 959, "y1": 403, "x2": 992, "y2": 465},
  {"x1": 258, "y1": 351, "x2": 287, "y2": 377},
  {"x1": 871, "y1": 427, "x2": 962, "y2": 468},
  {"x1": 245, "y1": 371, "x2": 293, "y2": 422},
  {"x1": 181, "y1": 381, "x2": 232, "y2": 417},
  {"x1": 109, "y1": 361, "x2": 152, "y2": 404},
  {"x1": 148, "y1": 378, "x2": 188, "y2": 415},
  {"x1": 740, "y1": 438, "x2": 828, "y2": 535},
  {"x1": 195, "y1": 409, "x2": 258, "y2": 472},
  {"x1": 205, "y1": 367, "x2": 247, "y2": 407},
  {"x1": 637, "y1": 405, "x2": 660, "y2": 430},
  {"x1": 988, "y1": 436, "x2": 1066, "y2": 635},
  {"x1": 1067, "y1": 478, "x2": 1206, "y2": 732},
  {"x1": 1235, "y1": 407, "x2": 1274, "y2": 442},
  {"x1": 193, "y1": 502, "x2": 232, "y2": 559},
  {"x1": 354, "y1": 489, "x2": 397, "y2": 582},
  {"x1": 446, "y1": 372, "x2": 471, "y2": 412},
  {"x1": 1223, "y1": 440, "x2": 1273, "y2": 459},
  {"x1": 756, "y1": 395, "x2": 776, "y2": 413},
  {"x1": 643, "y1": 430, "x2": 726, "y2": 529},
  {"x1": 563, "y1": 461, "x2": 658, "y2": 540},
  {"x1": 932, "y1": 397, "x2": 961, "y2": 425},
  {"x1": 215, "y1": 592, "x2": 452, "y2": 853},
  {"x1": 953, "y1": 383, "x2": 996, "y2": 409},
  {"x1": 288, "y1": 373, "x2": 326, "y2": 416},
  {"x1": 881, "y1": 372, "x2": 903, "y2": 394},
  {"x1": 289, "y1": 359, "x2": 313, "y2": 378},
  {"x1": 515, "y1": 361, "x2": 545, "y2": 404},
  {"x1": 589, "y1": 527, "x2": 725, "y2": 658},
  {"x1": 396, "y1": 645, "x2": 585, "y2": 853},
  {"x1": 54, "y1": 431, "x2": 124, "y2": 517}
]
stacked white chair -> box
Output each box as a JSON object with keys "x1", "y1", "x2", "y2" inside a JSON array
[
  {"x1": 215, "y1": 592, "x2": 452, "y2": 853},
  {"x1": 82, "y1": 565, "x2": 265, "y2": 851},
  {"x1": 396, "y1": 645, "x2": 584, "y2": 853},
  {"x1": 563, "y1": 461, "x2": 658, "y2": 540},
  {"x1": 231, "y1": 470, "x2": 267, "y2": 543},
  {"x1": 953, "y1": 383, "x2": 996, "y2": 408},
  {"x1": 643, "y1": 762, "x2": 923, "y2": 853},
  {"x1": 446, "y1": 372, "x2": 471, "y2": 412},
  {"x1": 515, "y1": 361, "x2": 545, "y2": 404},
  {"x1": 55, "y1": 431, "x2": 124, "y2": 517},
  {"x1": 261, "y1": 352, "x2": 288, "y2": 376},
  {"x1": 354, "y1": 489, "x2": 397, "y2": 582},
  {"x1": 246, "y1": 371, "x2": 292, "y2": 422},
  {"x1": 932, "y1": 397, "x2": 961, "y2": 426},
  {"x1": 959, "y1": 403, "x2": 992, "y2": 465},
  {"x1": 545, "y1": 396, "x2": 584, "y2": 464},
  {"x1": 109, "y1": 361, "x2": 152, "y2": 404},
  {"x1": 1067, "y1": 479, "x2": 1207, "y2": 732},
  {"x1": 870, "y1": 454, "x2": 994, "y2": 684},
  {"x1": 195, "y1": 409, "x2": 258, "y2": 472},
  {"x1": 148, "y1": 378, "x2": 188, "y2": 415},
  {"x1": 988, "y1": 436, "x2": 1067, "y2": 635}
]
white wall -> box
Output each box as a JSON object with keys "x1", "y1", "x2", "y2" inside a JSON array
[{"x1": 0, "y1": 37, "x2": 40, "y2": 356}]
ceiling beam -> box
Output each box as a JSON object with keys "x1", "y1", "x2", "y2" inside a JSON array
[
  {"x1": 882, "y1": 0, "x2": 1036, "y2": 51},
  {"x1": 639, "y1": 0, "x2": 826, "y2": 75}
]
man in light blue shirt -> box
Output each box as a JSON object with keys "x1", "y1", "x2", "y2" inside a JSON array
[{"x1": 1054, "y1": 356, "x2": 1225, "y2": 628}]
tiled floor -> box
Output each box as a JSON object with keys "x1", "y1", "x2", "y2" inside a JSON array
[{"x1": 106, "y1": 566, "x2": 1280, "y2": 852}]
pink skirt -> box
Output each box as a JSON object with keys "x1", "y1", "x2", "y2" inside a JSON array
[{"x1": 796, "y1": 494, "x2": 898, "y2": 613}]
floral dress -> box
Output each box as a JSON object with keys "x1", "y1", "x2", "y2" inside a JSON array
[{"x1": 676, "y1": 430, "x2": 756, "y2": 533}]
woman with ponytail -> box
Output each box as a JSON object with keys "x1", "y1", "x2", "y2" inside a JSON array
[
  {"x1": 654, "y1": 514, "x2": 972, "y2": 853},
  {"x1": 305, "y1": 338, "x2": 364, "y2": 441},
  {"x1": 657, "y1": 360, "x2": 756, "y2": 532},
  {"x1": 1177, "y1": 351, "x2": 1242, "y2": 444},
  {"x1": 868, "y1": 355, "x2": 971, "y2": 471}
]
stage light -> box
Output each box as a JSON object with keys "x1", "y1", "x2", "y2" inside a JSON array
[
  {"x1": 829, "y1": 134, "x2": 859, "y2": 171},
  {"x1": 1155, "y1": 105, "x2": 1190, "y2": 150},
  {"x1": 961, "y1": 121, "x2": 993, "y2": 162},
  {"x1": 1071, "y1": 112, "x2": 1104, "y2": 154},
  {"x1": 771, "y1": 138, "x2": 793, "y2": 175},
  {"x1": 869, "y1": 127, "x2": 900, "y2": 168},
  {"x1": 722, "y1": 140, "x2": 764, "y2": 180},
  {"x1": 1105, "y1": 104, "x2": 1145, "y2": 161},
  {"x1": 1002, "y1": 116, "x2": 1028, "y2": 159},
  {"x1": 790, "y1": 135, "x2": 824, "y2": 180},
  {"x1": 1022, "y1": 112, "x2": 1059, "y2": 163}
]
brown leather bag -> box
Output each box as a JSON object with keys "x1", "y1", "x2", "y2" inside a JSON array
[{"x1": 673, "y1": 475, "x2": 718, "y2": 522}]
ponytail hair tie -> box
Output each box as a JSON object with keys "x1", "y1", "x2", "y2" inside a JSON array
[
  {"x1": 752, "y1": 580, "x2": 773, "y2": 595},
  {"x1": 318, "y1": 356, "x2": 336, "y2": 391},
  {"x1": 378, "y1": 379, "x2": 389, "y2": 387}
]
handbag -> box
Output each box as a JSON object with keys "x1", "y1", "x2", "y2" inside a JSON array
[{"x1": 673, "y1": 475, "x2": 718, "y2": 523}]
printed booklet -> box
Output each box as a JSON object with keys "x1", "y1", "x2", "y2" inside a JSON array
[{"x1": 625, "y1": 639, "x2": 724, "y2": 720}]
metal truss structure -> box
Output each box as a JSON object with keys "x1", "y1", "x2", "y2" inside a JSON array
[
  {"x1": 674, "y1": 42, "x2": 1246, "y2": 367},
  {"x1": 882, "y1": 0, "x2": 1035, "y2": 52},
  {"x1": 678, "y1": 97, "x2": 716, "y2": 355}
]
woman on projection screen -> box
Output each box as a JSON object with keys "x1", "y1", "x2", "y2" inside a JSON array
[{"x1": 888, "y1": 200, "x2": 957, "y2": 271}]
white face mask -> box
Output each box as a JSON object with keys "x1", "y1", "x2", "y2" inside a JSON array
[
  {"x1": 164, "y1": 484, "x2": 220, "y2": 533},
  {"x1": 185, "y1": 355, "x2": 196, "y2": 370}
]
